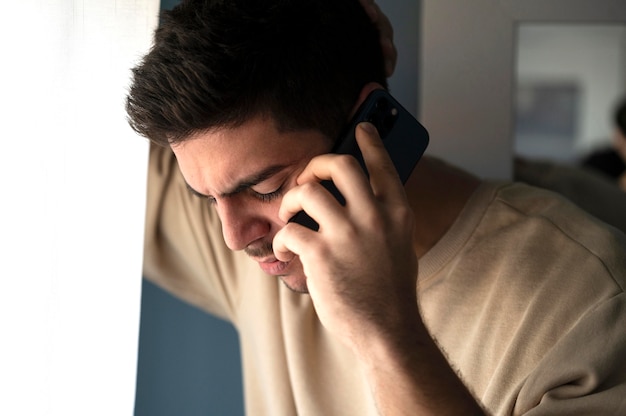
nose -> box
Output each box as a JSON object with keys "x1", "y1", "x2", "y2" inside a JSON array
[{"x1": 216, "y1": 198, "x2": 271, "y2": 251}]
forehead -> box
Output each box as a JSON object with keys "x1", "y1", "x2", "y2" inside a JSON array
[{"x1": 170, "y1": 117, "x2": 331, "y2": 193}]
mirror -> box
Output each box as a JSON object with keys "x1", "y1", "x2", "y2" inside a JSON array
[{"x1": 514, "y1": 24, "x2": 626, "y2": 165}]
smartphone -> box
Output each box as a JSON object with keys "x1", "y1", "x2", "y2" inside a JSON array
[{"x1": 289, "y1": 89, "x2": 430, "y2": 231}]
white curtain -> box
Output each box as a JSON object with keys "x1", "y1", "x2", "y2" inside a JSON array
[{"x1": 0, "y1": 1, "x2": 158, "y2": 415}]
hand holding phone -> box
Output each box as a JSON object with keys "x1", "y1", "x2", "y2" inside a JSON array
[{"x1": 289, "y1": 89, "x2": 429, "y2": 230}]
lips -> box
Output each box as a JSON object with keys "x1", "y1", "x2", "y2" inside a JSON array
[{"x1": 257, "y1": 257, "x2": 290, "y2": 275}]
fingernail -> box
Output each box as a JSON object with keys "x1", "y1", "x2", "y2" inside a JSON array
[
  {"x1": 360, "y1": 121, "x2": 376, "y2": 134},
  {"x1": 366, "y1": 4, "x2": 378, "y2": 22},
  {"x1": 381, "y1": 38, "x2": 393, "y2": 51}
]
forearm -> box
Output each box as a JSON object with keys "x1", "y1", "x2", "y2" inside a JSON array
[{"x1": 357, "y1": 316, "x2": 485, "y2": 415}]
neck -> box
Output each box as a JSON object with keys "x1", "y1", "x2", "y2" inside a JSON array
[{"x1": 405, "y1": 156, "x2": 481, "y2": 258}]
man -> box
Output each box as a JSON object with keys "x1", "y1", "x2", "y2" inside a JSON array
[{"x1": 126, "y1": 0, "x2": 626, "y2": 414}]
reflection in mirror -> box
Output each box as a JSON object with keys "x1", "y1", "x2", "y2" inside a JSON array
[{"x1": 514, "y1": 24, "x2": 626, "y2": 165}]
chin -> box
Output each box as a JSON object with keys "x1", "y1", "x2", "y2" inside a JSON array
[
  {"x1": 268, "y1": 258, "x2": 309, "y2": 293},
  {"x1": 278, "y1": 273, "x2": 309, "y2": 294}
]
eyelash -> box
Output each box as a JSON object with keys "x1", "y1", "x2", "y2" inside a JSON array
[
  {"x1": 251, "y1": 186, "x2": 283, "y2": 203},
  {"x1": 203, "y1": 185, "x2": 284, "y2": 205}
]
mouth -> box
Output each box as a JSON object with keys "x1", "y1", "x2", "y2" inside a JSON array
[
  {"x1": 256, "y1": 257, "x2": 290, "y2": 276},
  {"x1": 253, "y1": 255, "x2": 308, "y2": 293},
  {"x1": 245, "y1": 241, "x2": 294, "y2": 276}
]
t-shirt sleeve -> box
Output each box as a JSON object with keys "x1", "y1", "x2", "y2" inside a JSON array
[
  {"x1": 514, "y1": 292, "x2": 626, "y2": 415},
  {"x1": 142, "y1": 143, "x2": 247, "y2": 321}
]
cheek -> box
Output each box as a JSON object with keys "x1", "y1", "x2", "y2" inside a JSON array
[{"x1": 243, "y1": 198, "x2": 286, "y2": 231}]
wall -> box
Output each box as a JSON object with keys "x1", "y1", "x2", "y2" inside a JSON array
[
  {"x1": 420, "y1": 0, "x2": 626, "y2": 180},
  {"x1": 135, "y1": 280, "x2": 244, "y2": 416},
  {"x1": 515, "y1": 24, "x2": 626, "y2": 163}
]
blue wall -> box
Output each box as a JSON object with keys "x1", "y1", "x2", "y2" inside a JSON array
[{"x1": 135, "y1": 279, "x2": 244, "y2": 416}]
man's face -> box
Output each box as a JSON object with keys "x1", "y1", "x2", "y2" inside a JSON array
[{"x1": 171, "y1": 117, "x2": 333, "y2": 293}]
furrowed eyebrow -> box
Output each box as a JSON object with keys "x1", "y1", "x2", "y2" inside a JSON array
[{"x1": 184, "y1": 164, "x2": 288, "y2": 200}]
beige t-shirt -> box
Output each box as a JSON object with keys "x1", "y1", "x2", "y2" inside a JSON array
[{"x1": 144, "y1": 144, "x2": 626, "y2": 415}]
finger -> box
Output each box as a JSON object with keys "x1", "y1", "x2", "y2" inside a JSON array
[
  {"x1": 278, "y1": 181, "x2": 347, "y2": 231},
  {"x1": 273, "y1": 222, "x2": 315, "y2": 262},
  {"x1": 358, "y1": 0, "x2": 378, "y2": 22},
  {"x1": 374, "y1": 3, "x2": 394, "y2": 42},
  {"x1": 381, "y1": 37, "x2": 397, "y2": 78},
  {"x1": 358, "y1": 0, "x2": 397, "y2": 77},
  {"x1": 295, "y1": 153, "x2": 377, "y2": 213},
  {"x1": 370, "y1": 3, "x2": 397, "y2": 76},
  {"x1": 355, "y1": 122, "x2": 406, "y2": 202}
]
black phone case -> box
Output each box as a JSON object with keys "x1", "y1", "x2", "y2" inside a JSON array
[{"x1": 289, "y1": 90, "x2": 430, "y2": 230}]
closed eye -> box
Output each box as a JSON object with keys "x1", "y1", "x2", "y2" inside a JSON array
[
  {"x1": 185, "y1": 182, "x2": 217, "y2": 204},
  {"x1": 250, "y1": 184, "x2": 284, "y2": 203},
  {"x1": 184, "y1": 164, "x2": 289, "y2": 205}
]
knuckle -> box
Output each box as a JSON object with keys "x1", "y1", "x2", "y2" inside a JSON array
[
  {"x1": 333, "y1": 154, "x2": 360, "y2": 172},
  {"x1": 300, "y1": 181, "x2": 325, "y2": 199},
  {"x1": 308, "y1": 238, "x2": 332, "y2": 263},
  {"x1": 364, "y1": 208, "x2": 386, "y2": 231},
  {"x1": 393, "y1": 203, "x2": 415, "y2": 229},
  {"x1": 339, "y1": 219, "x2": 360, "y2": 240}
]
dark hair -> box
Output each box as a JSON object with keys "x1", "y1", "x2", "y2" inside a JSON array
[
  {"x1": 615, "y1": 97, "x2": 626, "y2": 137},
  {"x1": 126, "y1": 0, "x2": 387, "y2": 146}
]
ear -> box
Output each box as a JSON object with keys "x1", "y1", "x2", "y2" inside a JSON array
[{"x1": 348, "y1": 82, "x2": 386, "y2": 119}]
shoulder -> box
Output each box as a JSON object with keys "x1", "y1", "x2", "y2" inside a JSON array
[
  {"x1": 421, "y1": 180, "x2": 626, "y2": 413},
  {"x1": 486, "y1": 181, "x2": 626, "y2": 289},
  {"x1": 514, "y1": 157, "x2": 626, "y2": 233}
]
